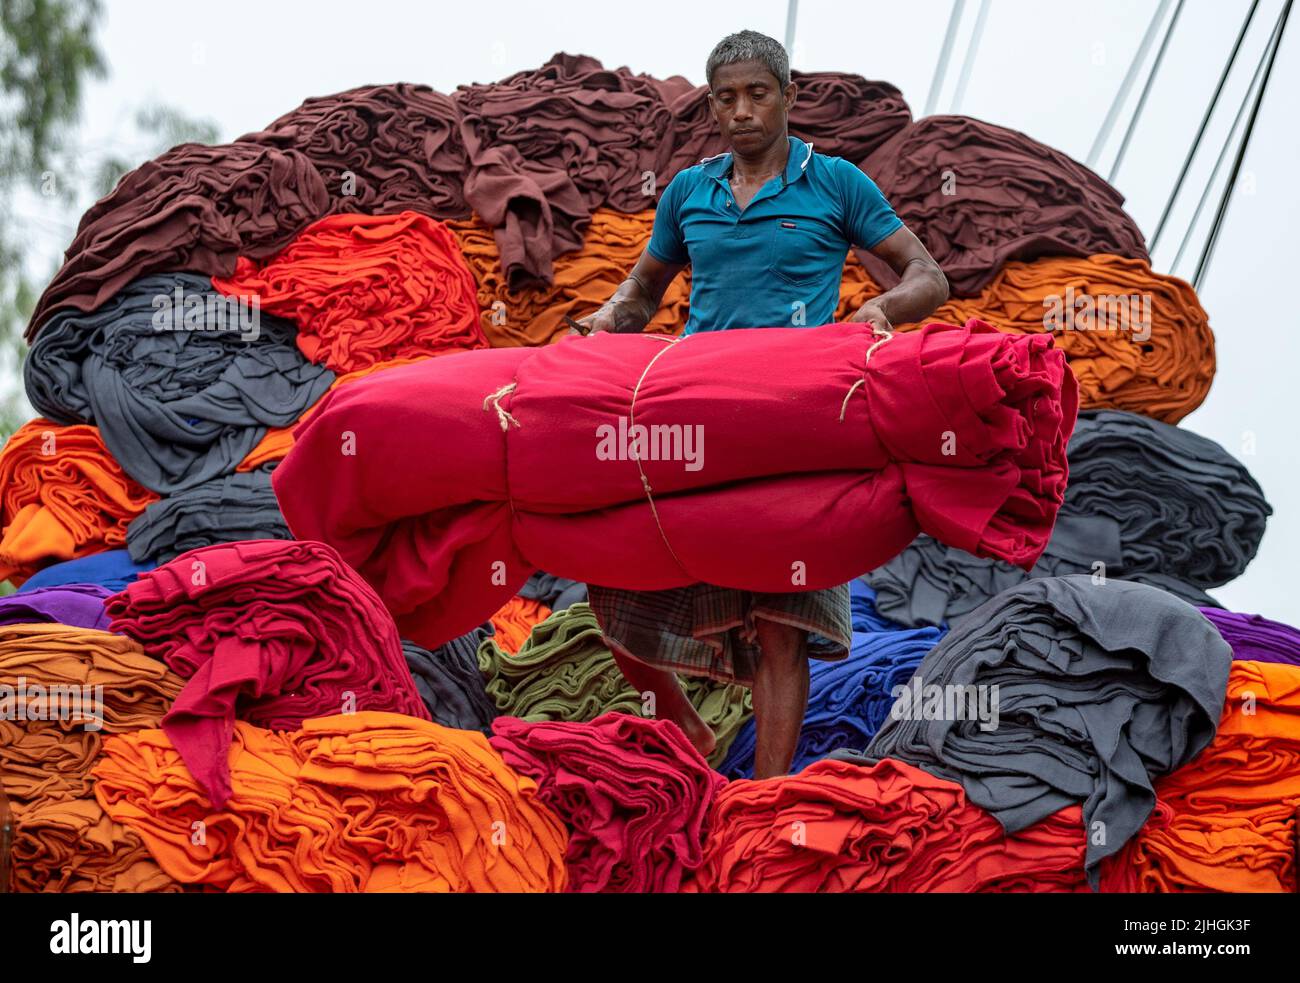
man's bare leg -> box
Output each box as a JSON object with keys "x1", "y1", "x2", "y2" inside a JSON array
[
  {"x1": 610, "y1": 647, "x2": 717, "y2": 758},
  {"x1": 752, "y1": 619, "x2": 810, "y2": 779}
]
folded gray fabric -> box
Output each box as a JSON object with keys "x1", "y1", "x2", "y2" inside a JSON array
[
  {"x1": 518, "y1": 571, "x2": 588, "y2": 612},
  {"x1": 23, "y1": 272, "x2": 334, "y2": 493},
  {"x1": 125, "y1": 465, "x2": 290, "y2": 564},
  {"x1": 867, "y1": 410, "x2": 1269, "y2": 626},
  {"x1": 830, "y1": 575, "x2": 1231, "y2": 888},
  {"x1": 401, "y1": 627, "x2": 499, "y2": 733}
]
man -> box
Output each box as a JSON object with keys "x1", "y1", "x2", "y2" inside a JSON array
[{"x1": 572, "y1": 29, "x2": 949, "y2": 778}]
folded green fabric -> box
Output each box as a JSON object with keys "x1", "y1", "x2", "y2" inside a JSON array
[{"x1": 477, "y1": 603, "x2": 751, "y2": 767}]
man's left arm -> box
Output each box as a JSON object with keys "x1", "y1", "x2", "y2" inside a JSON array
[
  {"x1": 851, "y1": 226, "x2": 950, "y2": 332},
  {"x1": 837, "y1": 159, "x2": 948, "y2": 332}
]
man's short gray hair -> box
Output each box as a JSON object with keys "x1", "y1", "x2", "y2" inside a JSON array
[{"x1": 706, "y1": 30, "x2": 790, "y2": 90}]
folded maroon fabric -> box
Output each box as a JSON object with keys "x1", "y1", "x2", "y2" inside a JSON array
[
  {"x1": 488, "y1": 713, "x2": 725, "y2": 892},
  {"x1": 855, "y1": 116, "x2": 1149, "y2": 296},
  {"x1": 26, "y1": 142, "x2": 330, "y2": 340},
  {"x1": 453, "y1": 52, "x2": 675, "y2": 288},
  {"x1": 238, "y1": 83, "x2": 470, "y2": 220},
  {"x1": 105, "y1": 539, "x2": 429, "y2": 807},
  {"x1": 274, "y1": 319, "x2": 1077, "y2": 649}
]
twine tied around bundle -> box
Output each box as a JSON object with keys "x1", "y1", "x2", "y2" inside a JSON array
[
  {"x1": 483, "y1": 382, "x2": 520, "y2": 431},
  {"x1": 838, "y1": 324, "x2": 894, "y2": 423}
]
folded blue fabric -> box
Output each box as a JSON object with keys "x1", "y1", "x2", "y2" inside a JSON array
[
  {"x1": 16, "y1": 550, "x2": 155, "y2": 595},
  {"x1": 719, "y1": 583, "x2": 944, "y2": 779}
]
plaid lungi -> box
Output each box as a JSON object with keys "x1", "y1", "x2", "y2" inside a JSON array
[{"x1": 585, "y1": 582, "x2": 852, "y2": 687}]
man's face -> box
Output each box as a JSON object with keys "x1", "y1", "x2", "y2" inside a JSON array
[{"x1": 708, "y1": 60, "x2": 793, "y2": 155}]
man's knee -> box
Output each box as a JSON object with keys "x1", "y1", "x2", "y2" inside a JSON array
[{"x1": 755, "y1": 618, "x2": 807, "y2": 663}]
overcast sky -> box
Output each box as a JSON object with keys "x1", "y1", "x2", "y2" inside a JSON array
[{"x1": 16, "y1": 0, "x2": 1299, "y2": 622}]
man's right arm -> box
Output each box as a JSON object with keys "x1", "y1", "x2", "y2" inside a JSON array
[{"x1": 572, "y1": 250, "x2": 686, "y2": 335}]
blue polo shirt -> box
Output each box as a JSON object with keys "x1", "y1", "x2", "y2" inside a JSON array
[{"x1": 648, "y1": 135, "x2": 903, "y2": 334}]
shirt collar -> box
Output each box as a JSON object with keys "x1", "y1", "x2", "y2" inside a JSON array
[{"x1": 700, "y1": 135, "x2": 814, "y2": 186}]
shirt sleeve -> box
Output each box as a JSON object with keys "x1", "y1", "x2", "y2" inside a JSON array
[
  {"x1": 837, "y1": 159, "x2": 904, "y2": 250},
  {"x1": 647, "y1": 172, "x2": 691, "y2": 265}
]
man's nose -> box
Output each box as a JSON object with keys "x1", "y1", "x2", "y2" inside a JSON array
[{"x1": 733, "y1": 97, "x2": 754, "y2": 121}]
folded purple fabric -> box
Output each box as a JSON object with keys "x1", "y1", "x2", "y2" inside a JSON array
[
  {"x1": 0, "y1": 584, "x2": 112, "y2": 631},
  {"x1": 1201, "y1": 608, "x2": 1300, "y2": 666}
]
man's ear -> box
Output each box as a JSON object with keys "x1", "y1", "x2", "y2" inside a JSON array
[
  {"x1": 707, "y1": 91, "x2": 719, "y2": 124},
  {"x1": 783, "y1": 82, "x2": 797, "y2": 112}
]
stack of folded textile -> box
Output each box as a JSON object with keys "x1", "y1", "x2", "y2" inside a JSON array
[
  {"x1": 0, "y1": 623, "x2": 185, "y2": 891},
  {"x1": 212, "y1": 211, "x2": 487, "y2": 370},
  {"x1": 24, "y1": 272, "x2": 334, "y2": 494},
  {"x1": 489, "y1": 595, "x2": 554, "y2": 655},
  {"x1": 3, "y1": 52, "x2": 1292, "y2": 895},
  {"x1": 685, "y1": 757, "x2": 1088, "y2": 893},
  {"x1": 854, "y1": 115, "x2": 1149, "y2": 296},
  {"x1": 868, "y1": 410, "x2": 1272, "y2": 627},
  {"x1": 832, "y1": 576, "x2": 1232, "y2": 888},
  {"x1": 106, "y1": 540, "x2": 429, "y2": 807},
  {"x1": 93, "y1": 712, "x2": 569, "y2": 892},
  {"x1": 489, "y1": 713, "x2": 725, "y2": 892},
  {"x1": 449, "y1": 211, "x2": 691, "y2": 346},
  {"x1": 237, "y1": 83, "x2": 471, "y2": 218},
  {"x1": 1107, "y1": 659, "x2": 1300, "y2": 892},
  {"x1": 0, "y1": 420, "x2": 156, "y2": 583},
  {"x1": 477, "y1": 603, "x2": 751, "y2": 768}
]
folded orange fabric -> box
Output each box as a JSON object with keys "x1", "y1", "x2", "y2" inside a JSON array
[
  {"x1": 237, "y1": 355, "x2": 428, "y2": 471},
  {"x1": 0, "y1": 419, "x2": 158, "y2": 585},
  {"x1": 1108, "y1": 659, "x2": 1300, "y2": 892},
  {"x1": 490, "y1": 596, "x2": 553, "y2": 655},
  {"x1": 212, "y1": 210, "x2": 487, "y2": 372},
  {"x1": 684, "y1": 757, "x2": 1087, "y2": 892},
  {"x1": 449, "y1": 210, "x2": 690, "y2": 347},
  {"x1": 0, "y1": 623, "x2": 184, "y2": 891},
  {"x1": 93, "y1": 711, "x2": 569, "y2": 892},
  {"x1": 913, "y1": 254, "x2": 1214, "y2": 423},
  {"x1": 835, "y1": 253, "x2": 884, "y2": 320}
]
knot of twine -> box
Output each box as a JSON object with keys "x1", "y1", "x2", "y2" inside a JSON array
[
  {"x1": 483, "y1": 382, "x2": 520, "y2": 431},
  {"x1": 838, "y1": 325, "x2": 894, "y2": 423}
]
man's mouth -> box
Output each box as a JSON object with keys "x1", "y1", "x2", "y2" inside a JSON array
[{"x1": 733, "y1": 128, "x2": 759, "y2": 137}]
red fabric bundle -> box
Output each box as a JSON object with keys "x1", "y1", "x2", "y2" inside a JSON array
[
  {"x1": 274, "y1": 319, "x2": 1077, "y2": 649},
  {"x1": 27, "y1": 142, "x2": 329, "y2": 340},
  {"x1": 105, "y1": 539, "x2": 429, "y2": 807},
  {"x1": 683, "y1": 757, "x2": 1087, "y2": 892},
  {"x1": 212, "y1": 211, "x2": 486, "y2": 371},
  {"x1": 488, "y1": 713, "x2": 725, "y2": 892}
]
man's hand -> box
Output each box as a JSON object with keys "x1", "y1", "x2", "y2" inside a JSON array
[
  {"x1": 851, "y1": 300, "x2": 893, "y2": 334},
  {"x1": 567, "y1": 306, "x2": 617, "y2": 337}
]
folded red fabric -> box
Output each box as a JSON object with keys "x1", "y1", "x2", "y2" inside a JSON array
[
  {"x1": 683, "y1": 757, "x2": 1087, "y2": 892},
  {"x1": 488, "y1": 713, "x2": 725, "y2": 892},
  {"x1": 105, "y1": 539, "x2": 429, "y2": 807},
  {"x1": 274, "y1": 319, "x2": 1077, "y2": 648},
  {"x1": 212, "y1": 211, "x2": 486, "y2": 372}
]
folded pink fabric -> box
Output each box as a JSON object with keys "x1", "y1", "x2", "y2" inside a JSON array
[
  {"x1": 489, "y1": 713, "x2": 725, "y2": 892},
  {"x1": 105, "y1": 539, "x2": 429, "y2": 807}
]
